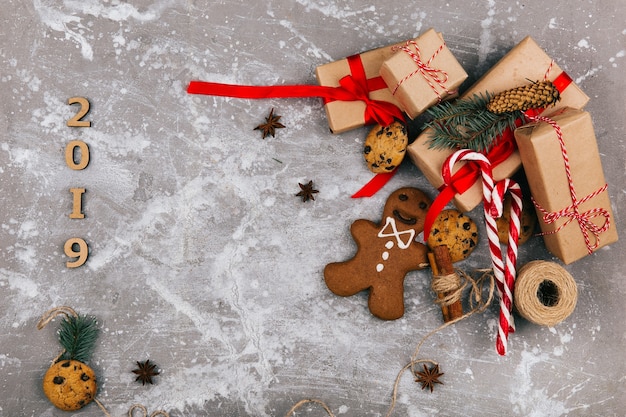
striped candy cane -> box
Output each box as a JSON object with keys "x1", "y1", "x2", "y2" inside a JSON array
[{"x1": 443, "y1": 150, "x2": 523, "y2": 355}]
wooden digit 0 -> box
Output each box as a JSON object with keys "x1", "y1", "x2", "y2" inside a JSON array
[
  {"x1": 67, "y1": 97, "x2": 91, "y2": 127},
  {"x1": 64, "y1": 238, "x2": 89, "y2": 268},
  {"x1": 65, "y1": 140, "x2": 90, "y2": 170}
]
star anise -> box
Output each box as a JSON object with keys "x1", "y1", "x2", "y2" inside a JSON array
[
  {"x1": 296, "y1": 180, "x2": 319, "y2": 202},
  {"x1": 254, "y1": 108, "x2": 285, "y2": 139},
  {"x1": 132, "y1": 359, "x2": 160, "y2": 385},
  {"x1": 414, "y1": 363, "x2": 444, "y2": 393}
]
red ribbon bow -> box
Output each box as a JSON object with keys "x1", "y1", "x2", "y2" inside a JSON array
[
  {"x1": 187, "y1": 54, "x2": 404, "y2": 129},
  {"x1": 334, "y1": 72, "x2": 404, "y2": 126}
]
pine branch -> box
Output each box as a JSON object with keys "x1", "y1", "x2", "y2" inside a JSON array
[
  {"x1": 58, "y1": 314, "x2": 99, "y2": 363},
  {"x1": 423, "y1": 94, "x2": 523, "y2": 152}
]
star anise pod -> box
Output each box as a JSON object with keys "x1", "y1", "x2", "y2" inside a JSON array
[
  {"x1": 296, "y1": 180, "x2": 319, "y2": 202},
  {"x1": 414, "y1": 363, "x2": 444, "y2": 393},
  {"x1": 254, "y1": 108, "x2": 285, "y2": 139},
  {"x1": 132, "y1": 359, "x2": 160, "y2": 385}
]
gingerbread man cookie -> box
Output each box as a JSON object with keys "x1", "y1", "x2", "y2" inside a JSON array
[{"x1": 324, "y1": 187, "x2": 431, "y2": 320}]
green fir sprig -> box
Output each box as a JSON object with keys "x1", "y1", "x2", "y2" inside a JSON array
[
  {"x1": 423, "y1": 94, "x2": 523, "y2": 152},
  {"x1": 58, "y1": 314, "x2": 99, "y2": 363}
]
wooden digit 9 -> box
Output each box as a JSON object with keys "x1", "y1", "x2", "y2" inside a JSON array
[{"x1": 64, "y1": 238, "x2": 89, "y2": 268}]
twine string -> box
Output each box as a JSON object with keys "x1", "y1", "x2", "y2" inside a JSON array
[
  {"x1": 37, "y1": 306, "x2": 80, "y2": 364},
  {"x1": 390, "y1": 40, "x2": 453, "y2": 100},
  {"x1": 284, "y1": 399, "x2": 336, "y2": 417},
  {"x1": 384, "y1": 269, "x2": 495, "y2": 417},
  {"x1": 525, "y1": 115, "x2": 610, "y2": 254},
  {"x1": 36, "y1": 306, "x2": 79, "y2": 330},
  {"x1": 431, "y1": 272, "x2": 466, "y2": 307},
  {"x1": 543, "y1": 60, "x2": 554, "y2": 81},
  {"x1": 514, "y1": 261, "x2": 578, "y2": 326},
  {"x1": 127, "y1": 403, "x2": 170, "y2": 417},
  {"x1": 94, "y1": 400, "x2": 170, "y2": 417}
]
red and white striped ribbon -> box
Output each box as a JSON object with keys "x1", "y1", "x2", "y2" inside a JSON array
[
  {"x1": 443, "y1": 149, "x2": 522, "y2": 355},
  {"x1": 390, "y1": 41, "x2": 453, "y2": 100}
]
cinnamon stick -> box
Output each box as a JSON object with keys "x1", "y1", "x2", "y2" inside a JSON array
[{"x1": 428, "y1": 245, "x2": 463, "y2": 322}]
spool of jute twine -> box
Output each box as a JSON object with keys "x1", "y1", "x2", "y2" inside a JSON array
[{"x1": 514, "y1": 261, "x2": 578, "y2": 326}]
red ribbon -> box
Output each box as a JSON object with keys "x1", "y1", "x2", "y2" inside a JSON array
[
  {"x1": 350, "y1": 168, "x2": 399, "y2": 198},
  {"x1": 187, "y1": 54, "x2": 404, "y2": 128},
  {"x1": 188, "y1": 54, "x2": 406, "y2": 198},
  {"x1": 422, "y1": 70, "x2": 574, "y2": 241}
]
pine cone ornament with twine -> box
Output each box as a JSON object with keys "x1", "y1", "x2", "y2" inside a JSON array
[
  {"x1": 486, "y1": 80, "x2": 560, "y2": 114},
  {"x1": 425, "y1": 80, "x2": 561, "y2": 152}
]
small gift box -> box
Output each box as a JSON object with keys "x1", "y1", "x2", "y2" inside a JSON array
[
  {"x1": 514, "y1": 108, "x2": 618, "y2": 264},
  {"x1": 379, "y1": 28, "x2": 468, "y2": 119},
  {"x1": 315, "y1": 40, "x2": 408, "y2": 134},
  {"x1": 407, "y1": 36, "x2": 590, "y2": 212}
]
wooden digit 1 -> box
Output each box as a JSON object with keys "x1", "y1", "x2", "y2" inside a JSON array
[
  {"x1": 65, "y1": 140, "x2": 90, "y2": 170},
  {"x1": 64, "y1": 238, "x2": 89, "y2": 268},
  {"x1": 69, "y1": 188, "x2": 86, "y2": 219}
]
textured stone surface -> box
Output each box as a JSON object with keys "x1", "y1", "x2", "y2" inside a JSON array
[{"x1": 0, "y1": 1, "x2": 624, "y2": 416}]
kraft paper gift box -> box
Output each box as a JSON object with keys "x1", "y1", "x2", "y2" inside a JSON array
[
  {"x1": 379, "y1": 28, "x2": 468, "y2": 119},
  {"x1": 315, "y1": 40, "x2": 407, "y2": 134},
  {"x1": 407, "y1": 36, "x2": 590, "y2": 212},
  {"x1": 514, "y1": 108, "x2": 618, "y2": 264}
]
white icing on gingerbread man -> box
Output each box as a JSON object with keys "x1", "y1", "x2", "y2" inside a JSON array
[
  {"x1": 376, "y1": 216, "x2": 416, "y2": 272},
  {"x1": 324, "y1": 187, "x2": 431, "y2": 320}
]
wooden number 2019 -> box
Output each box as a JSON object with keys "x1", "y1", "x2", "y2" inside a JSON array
[{"x1": 65, "y1": 96, "x2": 91, "y2": 268}]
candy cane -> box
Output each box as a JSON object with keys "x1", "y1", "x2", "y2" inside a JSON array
[{"x1": 444, "y1": 150, "x2": 522, "y2": 355}]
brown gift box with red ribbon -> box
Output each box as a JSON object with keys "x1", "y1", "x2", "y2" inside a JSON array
[
  {"x1": 407, "y1": 36, "x2": 590, "y2": 212},
  {"x1": 315, "y1": 41, "x2": 408, "y2": 134},
  {"x1": 379, "y1": 28, "x2": 468, "y2": 119},
  {"x1": 514, "y1": 108, "x2": 618, "y2": 264}
]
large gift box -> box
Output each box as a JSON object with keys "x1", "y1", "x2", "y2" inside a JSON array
[
  {"x1": 514, "y1": 108, "x2": 618, "y2": 264},
  {"x1": 407, "y1": 36, "x2": 590, "y2": 212},
  {"x1": 379, "y1": 28, "x2": 467, "y2": 119},
  {"x1": 315, "y1": 40, "x2": 407, "y2": 134}
]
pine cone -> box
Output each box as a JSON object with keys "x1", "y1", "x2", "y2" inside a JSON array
[{"x1": 486, "y1": 81, "x2": 560, "y2": 114}]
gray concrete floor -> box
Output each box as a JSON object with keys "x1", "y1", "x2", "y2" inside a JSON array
[{"x1": 1, "y1": 1, "x2": 624, "y2": 416}]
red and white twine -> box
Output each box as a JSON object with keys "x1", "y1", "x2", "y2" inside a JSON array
[
  {"x1": 525, "y1": 115, "x2": 610, "y2": 254},
  {"x1": 391, "y1": 40, "x2": 454, "y2": 101},
  {"x1": 443, "y1": 150, "x2": 522, "y2": 356}
]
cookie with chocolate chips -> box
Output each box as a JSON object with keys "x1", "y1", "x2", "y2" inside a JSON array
[
  {"x1": 363, "y1": 121, "x2": 408, "y2": 173},
  {"x1": 427, "y1": 209, "x2": 478, "y2": 263},
  {"x1": 42, "y1": 359, "x2": 97, "y2": 411}
]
